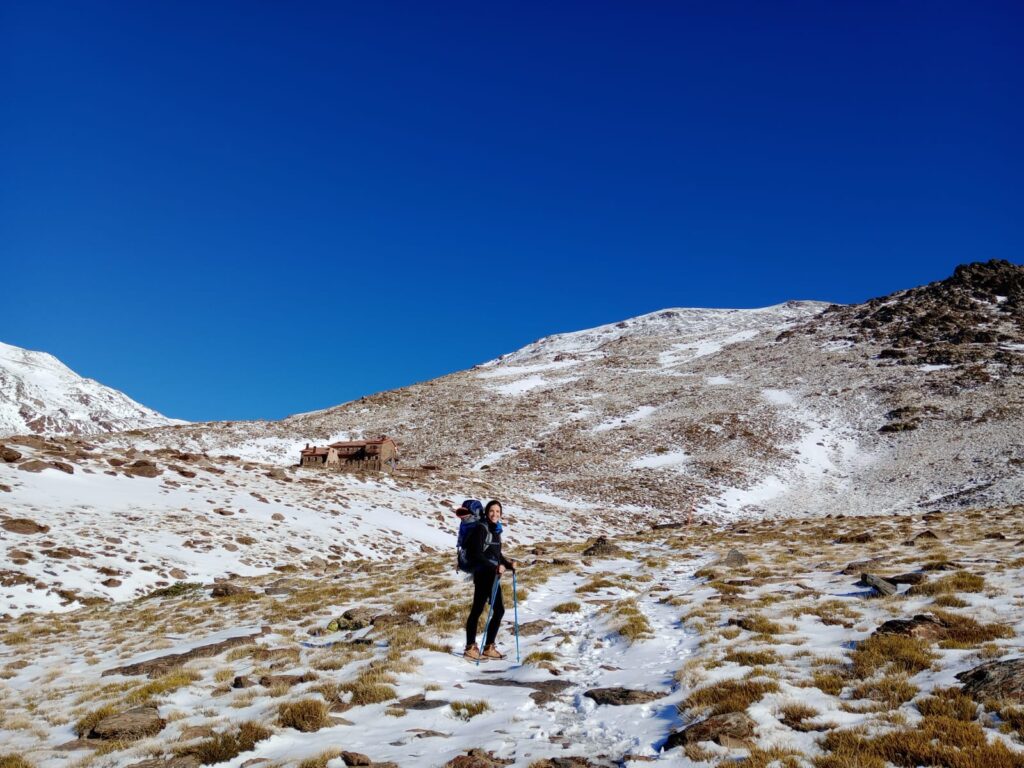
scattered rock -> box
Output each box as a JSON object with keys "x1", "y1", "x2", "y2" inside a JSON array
[
  {"x1": 840, "y1": 557, "x2": 885, "y2": 575},
  {"x1": 124, "y1": 460, "x2": 161, "y2": 478},
  {"x1": 327, "y1": 606, "x2": 378, "y2": 632},
  {"x1": 397, "y1": 693, "x2": 449, "y2": 710},
  {"x1": 101, "y1": 578, "x2": 122, "y2": 588},
  {"x1": 177, "y1": 725, "x2": 216, "y2": 741},
  {"x1": 834, "y1": 531, "x2": 873, "y2": 544},
  {"x1": 1, "y1": 518, "x2": 50, "y2": 535},
  {"x1": 887, "y1": 572, "x2": 925, "y2": 585},
  {"x1": 722, "y1": 549, "x2": 748, "y2": 567},
  {"x1": 88, "y1": 706, "x2": 166, "y2": 740},
  {"x1": 584, "y1": 687, "x2": 665, "y2": 706},
  {"x1": 103, "y1": 626, "x2": 270, "y2": 677},
  {"x1": 127, "y1": 757, "x2": 200, "y2": 768},
  {"x1": 957, "y1": 657, "x2": 1024, "y2": 702},
  {"x1": 469, "y1": 677, "x2": 573, "y2": 705},
  {"x1": 18, "y1": 459, "x2": 73, "y2": 474},
  {"x1": 232, "y1": 675, "x2": 255, "y2": 689},
  {"x1": 258, "y1": 672, "x2": 315, "y2": 688},
  {"x1": 0, "y1": 446, "x2": 23, "y2": 463},
  {"x1": 444, "y1": 749, "x2": 514, "y2": 768},
  {"x1": 517, "y1": 619, "x2": 553, "y2": 637},
  {"x1": 341, "y1": 752, "x2": 372, "y2": 766},
  {"x1": 874, "y1": 614, "x2": 950, "y2": 642},
  {"x1": 861, "y1": 573, "x2": 897, "y2": 596},
  {"x1": 528, "y1": 759, "x2": 605, "y2": 768},
  {"x1": 210, "y1": 582, "x2": 255, "y2": 598},
  {"x1": 582, "y1": 536, "x2": 625, "y2": 558},
  {"x1": 664, "y1": 711, "x2": 756, "y2": 750},
  {"x1": 903, "y1": 530, "x2": 940, "y2": 546}
]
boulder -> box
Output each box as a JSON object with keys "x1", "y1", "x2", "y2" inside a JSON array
[
  {"x1": 18, "y1": 459, "x2": 73, "y2": 474},
  {"x1": 722, "y1": 549, "x2": 748, "y2": 567},
  {"x1": 584, "y1": 687, "x2": 665, "y2": 706},
  {"x1": 88, "y1": 706, "x2": 166, "y2": 740},
  {"x1": 956, "y1": 657, "x2": 1024, "y2": 702},
  {"x1": 861, "y1": 573, "x2": 898, "y2": 596},
  {"x1": 664, "y1": 711, "x2": 756, "y2": 750},
  {"x1": 231, "y1": 675, "x2": 255, "y2": 689},
  {"x1": 874, "y1": 614, "x2": 950, "y2": 642},
  {"x1": 328, "y1": 606, "x2": 378, "y2": 631},
  {"x1": 1, "y1": 518, "x2": 50, "y2": 535},
  {"x1": 124, "y1": 460, "x2": 161, "y2": 478},
  {"x1": 210, "y1": 582, "x2": 254, "y2": 598},
  {"x1": 469, "y1": 677, "x2": 572, "y2": 705},
  {"x1": 397, "y1": 693, "x2": 449, "y2": 710},
  {"x1": 903, "y1": 530, "x2": 939, "y2": 546},
  {"x1": 517, "y1": 619, "x2": 553, "y2": 637},
  {"x1": 444, "y1": 750, "x2": 513, "y2": 768},
  {"x1": 0, "y1": 446, "x2": 23, "y2": 463},
  {"x1": 341, "y1": 752, "x2": 372, "y2": 766}
]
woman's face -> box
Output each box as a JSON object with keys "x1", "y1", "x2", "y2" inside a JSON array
[{"x1": 487, "y1": 505, "x2": 502, "y2": 523}]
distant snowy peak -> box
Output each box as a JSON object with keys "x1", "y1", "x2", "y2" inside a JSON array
[
  {"x1": 484, "y1": 300, "x2": 833, "y2": 367},
  {"x1": 0, "y1": 341, "x2": 186, "y2": 437}
]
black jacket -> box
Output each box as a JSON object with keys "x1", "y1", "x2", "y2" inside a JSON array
[{"x1": 464, "y1": 520, "x2": 514, "y2": 574}]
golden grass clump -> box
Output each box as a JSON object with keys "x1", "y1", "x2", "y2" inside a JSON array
[
  {"x1": 608, "y1": 599, "x2": 653, "y2": 643},
  {"x1": 929, "y1": 609, "x2": 1015, "y2": 648},
  {"x1": 523, "y1": 651, "x2": 557, "y2": 665},
  {"x1": 178, "y1": 721, "x2": 272, "y2": 764},
  {"x1": 552, "y1": 601, "x2": 581, "y2": 614},
  {"x1": 915, "y1": 687, "x2": 977, "y2": 721},
  {"x1": 298, "y1": 749, "x2": 341, "y2": 768},
  {"x1": 850, "y1": 634, "x2": 937, "y2": 678},
  {"x1": 793, "y1": 600, "x2": 863, "y2": 627},
  {"x1": 575, "y1": 576, "x2": 616, "y2": 593},
  {"x1": 126, "y1": 670, "x2": 201, "y2": 704},
  {"x1": 682, "y1": 678, "x2": 779, "y2": 717},
  {"x1": 278, "y1": 699, "x2": 331, "y2": 732},
  {"x1": 449, "y1": 699, "x2": 490, "y2": 721},
  {"x1": 395, "y1": 598, "x2": 432, "y2": 615},
  {"x1": 0, "y1": 755, "x2": 34, "y2": 768},
  {"x1": 735, "y1": 614, "x2": 784, "y2": 635},
  {"x1": 779, "y1": 702, "x2": 820, "y2": 731},
  {"x1": 932, "y1": 594, "x2": 969, "y2": 608},
  {"x1": 809, "y1": 671, "x2": 846, "y2": 697},
  {"x1": 724, "y1": 649, "x2": 782, "y2": 667},
  {"x1": 909, "y1": 570, "x2": 985, "y2": 596},
  {"x1": 850, "y1": 675, "x2": 918, "y2": 707},
  {"x1": 730, "y1": 748, "x2": 806, "y2": 768},
  {"x1": 818, "y1": 716, "x2": 1024, "y2": 768}
]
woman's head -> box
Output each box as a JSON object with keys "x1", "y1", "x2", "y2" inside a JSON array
[{"x1": 485, "y1": 499, "x2": 502, "y2": 522}]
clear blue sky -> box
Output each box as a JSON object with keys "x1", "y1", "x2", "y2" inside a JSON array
[{"x1": 2, "y1": 2, "x2": 1021, "y2": 421}]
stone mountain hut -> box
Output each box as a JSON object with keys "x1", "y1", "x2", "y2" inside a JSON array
[{"x1": 299, "y1": 436, "x2": 398, "y2": 473}]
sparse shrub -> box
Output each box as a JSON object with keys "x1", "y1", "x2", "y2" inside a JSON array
[
  {"x1": 178, "y1": 721, "x2": 271, "y2": 764},
  {"x1": 682, "y1": 678, "x2": 779, "y2": 716},
  {"x1": 552, "y1": 601, "x2": 581, "y2": 614},
  {"x1": 449, "y1": 699, "x2": 490, "y2": 720},
  {"x1": 850, "y1": 634, "x2": 936, "y2": 678}
]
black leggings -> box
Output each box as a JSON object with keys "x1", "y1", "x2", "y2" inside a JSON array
[{"x1": 466, "y1": 570, "x2": 505, "y2": 648}]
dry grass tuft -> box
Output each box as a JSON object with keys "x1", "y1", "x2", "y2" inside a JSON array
[
  {"x1": 779, "y1": 702, "x2": 820, "y2": 730},
  {"x1": 809, "y1": 670, "x2": 846, "y2": 697},
  {"x1": 0, "y1": 755, "x2": 34, "y2": 768},
  {"x1": 916, "y1": 687, "x2": 977, "y2": 721},
  {"x1": 851, "y1": 674, "x2": 918, "y2": 707},
  {"x1": 909, "y1": 570, "x2": 986, "y2": 596},
  {"x1": 126, "y1": 670, "x2": 201, "y2": 704},
  {"x1": 298, "y1": 750, "x2": 341, "y2": 768},
  {"x1": 449, "y1": 699, "x2": 490, "y2": 720},
  {"x1": 725, "y1": 649, "x2": 782, "y2": 667},
  {"x1": 278, "y1": 699, "x2": 331, "y2": 732},
  {"x1": 850, "y1": 634, "x2": 936, "y2": 678},
  {"x1": 552, "y1": 601, "x2": 581, "y2": 614},
  {"x1": 523, "y1": 651, "x2": 557, "y2": 665},
  {"x1": 731, "y1": 748, "x2": 805, "y2": 768},
  {"x1": 178, "y1": 721, "x2": 272, "y2": 764},
  {"x1": 929, "y1": 609, "x2": 1014, "y2": 648},
  {"x1": 682, "y1": 678, "x2": 779, "y2": 716},
  {"x1": 608, "y1": 599, "x2": 653, "y2": 643},
  {"x1": 819, "y1": 716, "x2": 1024, "y2": 768}
]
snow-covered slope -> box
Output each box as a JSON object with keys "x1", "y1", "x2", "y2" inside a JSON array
[{"x1": 0, "y1": 341, "x2": 184, "y2": 436}]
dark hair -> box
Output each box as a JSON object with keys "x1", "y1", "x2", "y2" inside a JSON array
[{"x1": 485, "y1": 500, "x2": 503, "y2": 515}]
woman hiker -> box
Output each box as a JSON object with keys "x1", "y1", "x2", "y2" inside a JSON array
[{"x1": 463, "y1": 499, "x2": 517, "y2": 661}]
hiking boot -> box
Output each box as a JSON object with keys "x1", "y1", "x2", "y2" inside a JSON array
[
  {"x1": 463, "y1": 644, "x2": 482, "y2": 661},
  {"x1": 482, "y1": 644, "x2": 506, "y2": 660}
]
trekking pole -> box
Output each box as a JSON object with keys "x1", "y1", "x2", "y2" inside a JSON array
[
  {"x1": 513, "y1": 570, "x2": 520, "y2": 664},
  {"x1": 477, "y1": 573, "x2": 502, "y2": 667}
]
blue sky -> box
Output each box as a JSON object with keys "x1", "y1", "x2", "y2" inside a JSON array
[{"x1": 2, "y1": 2, "x2": 1021, "y2": 421}]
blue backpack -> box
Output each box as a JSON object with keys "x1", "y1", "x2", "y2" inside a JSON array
[{"x1": 456, "y1": 499, "x2": 490, "y2": 573}]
